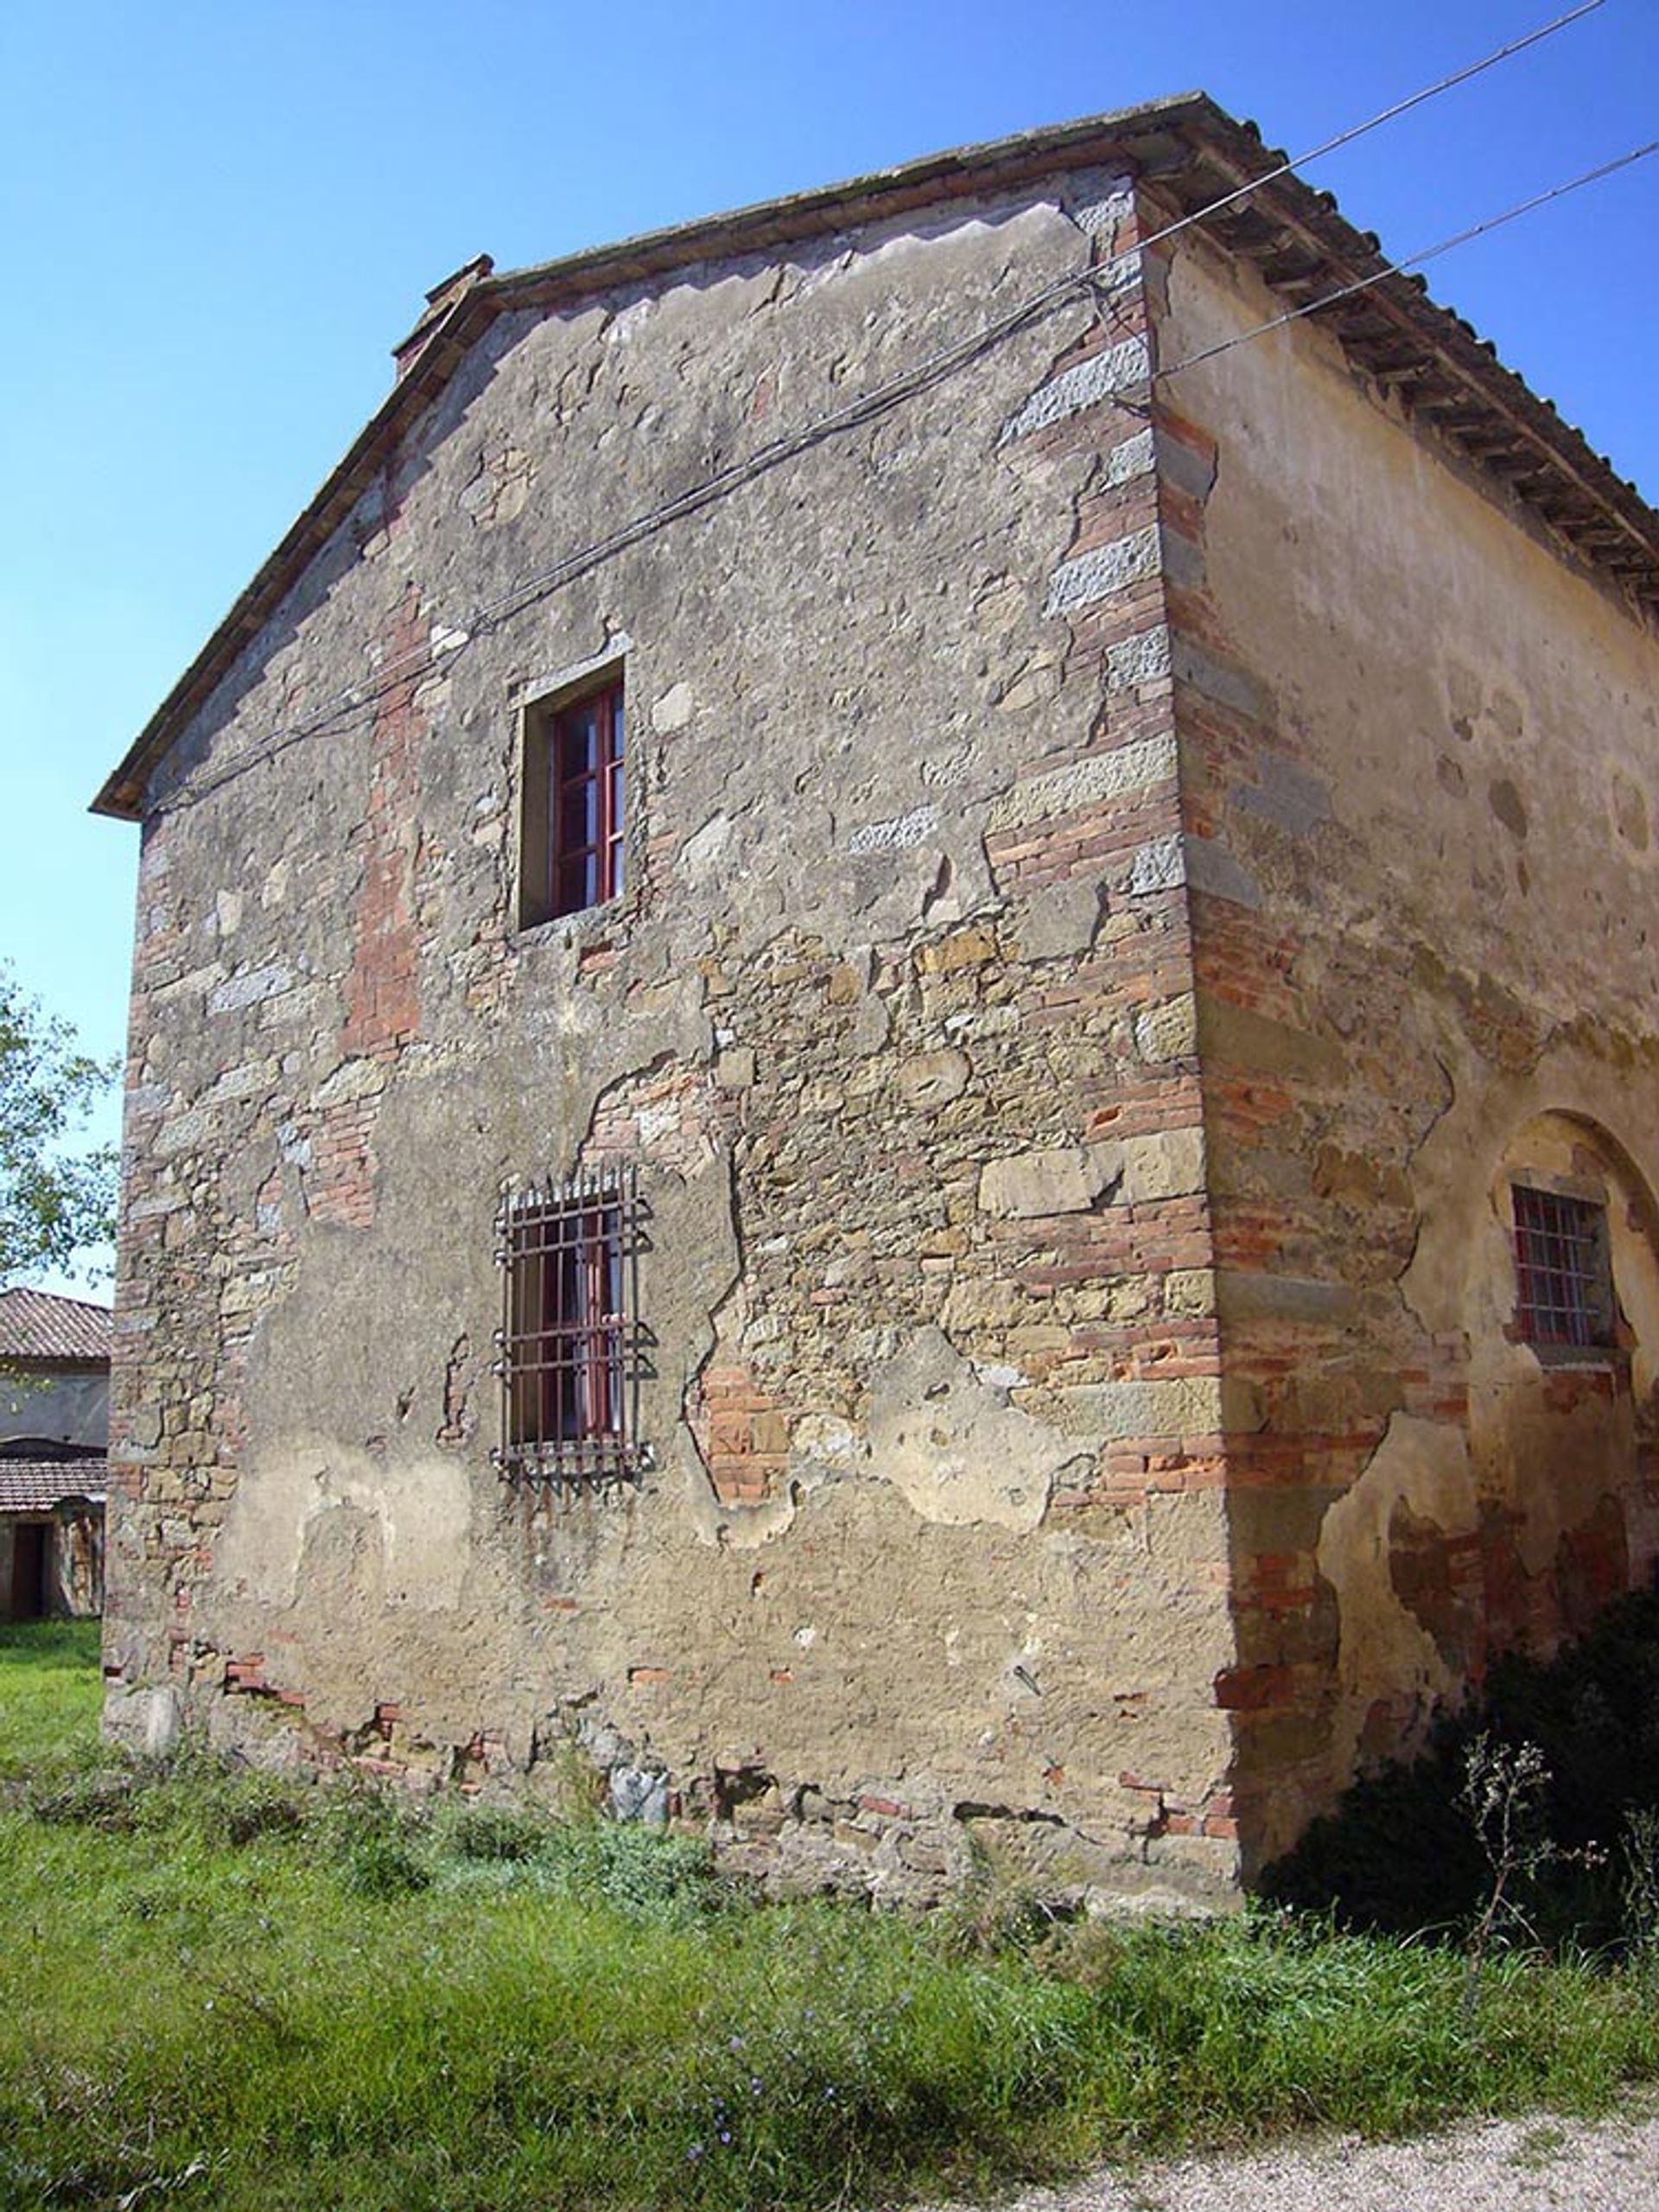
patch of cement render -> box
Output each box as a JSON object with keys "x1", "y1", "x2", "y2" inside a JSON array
[
  {"x1": 1401, "y1": 1047, "x2": 1657, "y2": 1340},
  {"x1": 867, "y1": 1326, "x2": 1090, "y2": 1533},
  {"x1": 1316, "y1": 1413, "x2": 1477, "y2": 1777},
  {"x1": 212, "y1": 1440, "x2": 473, "y2": 1611}
]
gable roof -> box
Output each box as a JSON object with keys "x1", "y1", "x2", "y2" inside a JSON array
[
  {"x1": 92, "y1": 92, "x2": 1659, "y2": 824},
  {"x1": 0, "y1": 1289, "x2": 113, "y2": 1365}
]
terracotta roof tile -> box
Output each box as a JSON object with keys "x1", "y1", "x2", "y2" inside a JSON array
[
  {"x1": 0, "y1": 1290, "x2": 113, "y2": 1363},
  {"x1": 0, "y1": 1459, "x2": 107, "y2": 1512}
]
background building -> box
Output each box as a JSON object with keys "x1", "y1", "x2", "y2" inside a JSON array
[{"x1": 0, "y1": 1288, "x2": 110, "y2": 1620}]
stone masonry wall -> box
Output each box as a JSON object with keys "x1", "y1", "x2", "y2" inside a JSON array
[
  {"x1": 105, "y1": 173, "x2": 1242, "y2": 1897},
  {"x1": 1146, "y1": 210, "x2": 1659, "y2": 1869}
]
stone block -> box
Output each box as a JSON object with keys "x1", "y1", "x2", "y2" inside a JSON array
[
  {"x1": 1162, "y1": 1268, "x2": 1216, "y2": 1318},
  {"x1": 1183, "y1": 834, "x2": 1262, "y2": 910},
  {"x1": 1135, "y1": 995, "x2": 1198, "y2": 1063},
  {"x1": 999, "y1": 335, "x2": 1151, "y2": 444},
  {"x1": 715, "y1": 1046, "x2": 756, "y2": 1090},
  {"x1": 897, "y1": 1049, "x2": 969, "y2": 1110},
  {"x1": 1016, "y1": 876, "x2": 1103, "y2": 960},
  {"x1": 1044, "y1": 524, "x2": 1160, "y2": 618},
  {"x1": 1216, "y1": 1271, "x2": 1357, "y2": 1325},
  {"x1": 979, "y1": 1146, "x2": 1116, "y2": 1219},
  {"x1": 1096, "y1": 1126, "x2": 1206, "y2": 1204},
  {"x1": 1107, "y1": 624, "x2": 1173, "y2": 691},
  {"x1": 1197, "y1": 996, "x2": 1347, "y2": 1085},
  {"x1": 915, "y1": 926, "x2": 996, "y2": 975},
  {"x1": 986, "y1": 732, "x2": 1176, "y2": 834},
  {"x1": 650, "y1": 682, "x2": 694, "y2": 733},
  {"x1": 1051, "y1": 1374, "x2": 1225, "y2": 1440}
]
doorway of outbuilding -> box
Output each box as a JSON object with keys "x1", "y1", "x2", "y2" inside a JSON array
[{"x1": 9, "y1": 1522, "x2": 48, "y2": 1619}]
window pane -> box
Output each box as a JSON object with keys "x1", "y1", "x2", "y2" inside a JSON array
[
  {"x1": 557, "y1": 706, "x2": 597, "y2": 782},
  {"x1": 559, "y1": 855, "x2": 592, "y2": 913}
]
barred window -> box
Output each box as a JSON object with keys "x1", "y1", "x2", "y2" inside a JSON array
[
  {"x1": 494, "y1": 1166, "x2": 643, "y2": 1481},
  {"x1": 1511, "y1": 1181, "x2": 1615, "y2": 1351}
]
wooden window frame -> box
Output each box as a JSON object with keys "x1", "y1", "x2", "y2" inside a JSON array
[
  {"x1": 518, "y1": 674, "x2": 626, "y2": 929},
  {"x1": 493, "y1": 1166, "x2": 644, "y2": 1484}
]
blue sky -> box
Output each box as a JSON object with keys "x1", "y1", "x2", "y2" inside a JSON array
[{"x1": 1, "y1": 0, "x2": 1655, "y2": 1286}]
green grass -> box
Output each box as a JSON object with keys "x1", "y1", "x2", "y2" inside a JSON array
[
  {"x1": 0, "y1": 1618, "x2": 101, "y2": 1773},
  {"x1": 2, "y1": 1624, "x2": 1657, "y2": 2211}
]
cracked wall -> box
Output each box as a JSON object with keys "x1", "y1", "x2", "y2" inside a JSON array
[
  {"x1": 1148, "y1": 207, "x2": 1659, "y2": 1867},
  {"x1": 107, "y1": 156, "x2": 1659, "y2": 1892},
  {"x1": 105, "y1": 173, "x2": 1241, "y2": 1901}
]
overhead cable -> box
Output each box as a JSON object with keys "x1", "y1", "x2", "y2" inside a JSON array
[
  {"x1": 1157, "y1": 138, "x2": 1659, "y2": 382},
  {"x1": 155, "y1": 0, "x2": 1621, "y2": 811}
]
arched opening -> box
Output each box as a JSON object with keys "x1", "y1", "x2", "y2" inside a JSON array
[{"x1": 1465, "y1": 1110, "x2": 1659, "y2": 1663}]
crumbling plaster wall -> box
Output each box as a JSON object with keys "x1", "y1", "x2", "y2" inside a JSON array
[
  {"x1": 1148, "y1": 217, "x2": 1659, "y2": 1866},
  {"x1": 106, "y1": 174, "x2": 1242, "y2": 1896}
]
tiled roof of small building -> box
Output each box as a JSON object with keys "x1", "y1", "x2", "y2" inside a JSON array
[
  {"x1": 0, "y1": 1289, "x2": 114, "y2": 1364},
  {"x1": 0, "y1": 1459, "x2": 107, "y2": 1512}
]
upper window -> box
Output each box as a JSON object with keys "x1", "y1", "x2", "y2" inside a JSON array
[
  {"x1": 519, "y1": 676, "x2": 626, "y2": 928},
  {"x1": 494, "y1": 1166, "x2": 643, "y2": 1482},
  {"x1": 1511, "y1": 1180, "x2": 1615, "y2": 1351}
]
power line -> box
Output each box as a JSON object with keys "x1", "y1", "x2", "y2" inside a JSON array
[
  {"x1": 155, "y1": 3, "x2": 1621, "y2": 812},
  {"x1": 1157, "y1": 138, "x2": 1659, "y2": 383},
  {"x1": 1131, "y1": 0, "x2": 1610, "y2": 264}
]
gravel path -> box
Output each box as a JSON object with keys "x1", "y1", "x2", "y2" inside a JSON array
[{"x1": 920, "y1": 2099, "x2": 1659, "y2": 2212}]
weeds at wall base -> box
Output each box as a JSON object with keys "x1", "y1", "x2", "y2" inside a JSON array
[{"x1": 3, "y1": 1624, "x2": 1659, "y2": 2211}]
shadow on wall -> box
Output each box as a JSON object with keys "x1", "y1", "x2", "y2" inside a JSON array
[{"x1": 1225, "y1": 1107, "x2": 1659, "y2": 1883}]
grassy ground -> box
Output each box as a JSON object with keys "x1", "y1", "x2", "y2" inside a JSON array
[
  {"x1": 0, "y1": 1618, "x2": 101, "y2": 1772},
  {"x1": 2, "y1": 1625, "x2": 1657, "y2": 2211}
]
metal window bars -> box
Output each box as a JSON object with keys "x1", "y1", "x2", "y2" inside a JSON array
[
  {"x1": 1512, "y1": 1182, "x2": 1611, "y2": 1349},
  {"x1": 493, "y1": 1163, "x2": 643, "y2": 1483}
]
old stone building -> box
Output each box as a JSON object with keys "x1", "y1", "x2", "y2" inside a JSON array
[
  {"x1": 0, "y1": 1288, "x2": 110, "y2": 1619},
  {"x1": 94, "y1": 97, "x2": 1659, "y2": 1897}
]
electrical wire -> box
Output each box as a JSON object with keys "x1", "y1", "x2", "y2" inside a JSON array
[
  {"x1": 1157, "y1": 137, "x2": 1659, "y2": 383},
  {"x1": 154, "y1": 0, "x2": 1624, "y2": 812},
  {"x1": 1129, "y1": 0, "x2": 1610, "y2": 264}
]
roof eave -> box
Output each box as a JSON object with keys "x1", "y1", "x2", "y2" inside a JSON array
[{"x1": 92, "y1": 92, "x2": 1659, "y2": 823}]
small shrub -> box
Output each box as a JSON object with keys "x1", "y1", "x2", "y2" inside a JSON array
[
  {"x1": 1028, "y1": 1915, "x2": 1127, "y2": 1989},
  {"x1": 935, "y1": 1875, "x2": 1071, "y2": 1961},
  {"x1": 1621, "y1": 1807, "x2": 1659, "y2": 1966},
  {"x1": 478, "y1": 1815, "x2": 723, "y2": 1924},
  {"x1": 442, "y1": 1799, "x2": 556, "y2": 1865},
  {"x1": 23, "y1": 1762, "x2": 144, "y2": 1832},
  {"x1": 128, "y1": 1754, "x2": 313, "y2": 1851},
  {"x1": 340, "y1": 1834, "x2": 434, "y2": 1898},
  {"x1": 1263, "y1": 1589, "x2": 1659, "y2": 1945}
]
